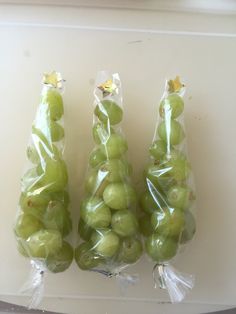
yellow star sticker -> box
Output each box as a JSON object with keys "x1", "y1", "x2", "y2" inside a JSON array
[
  {"x1": 43, "y1": 71, "x2": 63, "y2": 88},
  {"x1": 98, "y1": 79, "x2": 117, "y2": 96},
  {"x1": 168, "y1": 76, "x2": 185, "y2": 93}
]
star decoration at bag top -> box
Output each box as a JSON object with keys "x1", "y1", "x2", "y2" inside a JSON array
[
  {"x1": 168, "y1": 76, "x2": 185, "y2": 93},
  {"x1": 98, "y1": 79, "x2": 118, "y2": 97},
  {"x1": 43, "y1": 71, "x2": 64, "y2": 89}
]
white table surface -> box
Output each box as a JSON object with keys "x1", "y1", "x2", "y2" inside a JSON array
[{"x1": 0, "y1": 3, "x2": 236, "y2": 314}]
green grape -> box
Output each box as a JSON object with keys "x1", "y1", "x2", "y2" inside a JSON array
[
  {"x1": 144, "y1": 165, "x2": 157, "y2": 186},
  {"x1": 117, "y1": 237, "x2": 143, "y2": 264},
  {"x1": 37, "y1": 159, "x2": 68, "y2": 193},
  {"x1": 21, "y1": 168, "x2": 40, "y2": 192},
  {"x1": 165, "y1": 158, "x2": 190, "y2": 181},
  {"x1": 78, "y1": 218, "x2": 93, "y2": 242},
  {"x1": 168, "y1": 148, "x2": 186, "y2": 159},
  {"x1": 26, "y1": 146, "x2": 40, "y2": 164},
  {"x1": 89, "y1": 148, "x2": 106, "y2": 168},
  {"x1": 80, "y1": 197, "x2": 111, "y2": 229},
  {"x1": 158, "y1": 120, "x2": 185, "y2": 145},
  {"x1": 34, "y1": 121, "x2": 64, "y2": 143},
  {"x1": 51, "y1": 190, "x2": 70, "y2": 208},
  {"x1": 144, "y1": 164, "x2": 162, "y2": 189},
  {"x1": 85, "y1": 172, "x2": 98, "y2": 193},
  {"x1": 101, "y1": 134, "x2": 128, "y2": 159},
  {"x1": 91, "y1": 229, "x2": 120, "y2": 258},
  {"x1": 17, "y1": 240, "x2": 29, "y2": 257},
  {"x1": 111, "y1": 210, "x2": 138, "y2": 237},
  {"x1": 36, "y1": 163, "x2": 43, "y2": 175},
  {"x1": 74, "y1": 242, "x2": 104, "y2": 270},
  {"x1": 43, "y1": 201, "x2": 72, "y2": 237},
  {"x1": 159, "y1": 94, "x2": 184, "y2": 119},
  {"x1": 149, "y1": 140, "x2": 167, "y2": 161},
  {"x1": 85, "y1": 170, "x2": 109, "y2": 197},
  {"x1": 14, "y1": 213, "x2": 43, "y2": 239},
  {"x1": 151, "y1": 207, "x2": 185, "y2": 237},
  {"x1": 103, "y1": 182, "x2": 136, "y2": 210},
  {"x1": 167, "y1": 185, "x2": 193, "y2": 209},
  {"x1": 145, "y1": 234, "x2": 178, "y2": 262},
  {"x1": 94, "y1": 100, "x2": 123, "y2": 125},
  {"x1": 27, "y1": 143, "x2": 61, "y2": 164},
  {"x1": 41, "y1": 88, "x2": 64, "y2": 121},
  {"x1": 92, "y1": 122, "x2": 114, "y2": 144},
  {"x1": 180, "y1": 210, "x2": 196, "y2": 244},
  {"x1": 98, "y1": 159, "x2": 129, "y2": 183},
  {"x1": 27, "y1": 229, "x2": 62, "y2": 258},
  {"x1": 20, "y1": 191, "x2": 50, "y2": 218},
  {"x1": 140, "y1": 191, "x2": 162, "y2": 214},
  {"x1": 46, "y1": 241, "x2": 73, "y2": 273},
  {"x1": 49, "y1": 121, "x2": 64, "y2": 142},
  {"x1": 138, "y1": 213, "x2": 153, "y2": 237},
  {"x1": 145, "y1": 163, "x2": 175, "y2": 192},
  {"x1": 32, "y1": 126, "x2": 51, "y2": 150}
]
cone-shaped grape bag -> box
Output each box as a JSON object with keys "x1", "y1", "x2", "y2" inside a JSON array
[
  {"x1": 14, "y1": 72, "x2": 73, "y2": 308},
  {"x1": 140, "y1": 77, "x2": 196, "y2": 303},
  {"x1": 75, "y1": 71, "x2": 142, "y2": 282}
]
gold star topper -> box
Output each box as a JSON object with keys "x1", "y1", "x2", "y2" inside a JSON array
[
  {"x1": 98, "y1": 79, "x2": 117, "y2": 97},
  {"x1": 43, "y1": 71, "x2": 64, "y2": 88},
  {"x1": 167, "y1": 76, "x2": 185, "y2": 93}
]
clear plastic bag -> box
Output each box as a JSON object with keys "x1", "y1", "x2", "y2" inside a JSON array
[
  {"x1": 14, "y1": 72, "x2": 73, "y2": 308},
  {"x1": 140, "y1": 77, "x2": 196, "y2": 303},
  {"x1": 75, "y1": 71, "x2": 142, "y2": 284}
]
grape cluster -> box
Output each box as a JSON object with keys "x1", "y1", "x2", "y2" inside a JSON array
[
  {"x1": 15, "y1": 87, "x2": 73, "y2": 273},
  {"x1": 75, "y1": 97, "x2": 142, "y2": 270},
  {"x1": 140, "y1": 92, "x2": 196, "y2": 263}
]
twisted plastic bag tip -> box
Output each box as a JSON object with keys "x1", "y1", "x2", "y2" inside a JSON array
[
  {"x1": 90, "y1": 267, "x2": 139, "y2": 294},
  {"x1": 153, "y1": 263, "x2": 194, "y2": 303},
  {"x1": 20, "y1": 260, "x2": 47, "y2": 309},
  {"x1": 113, "y1": 265, "x2": 139, "y2": 294},
  {"x1": 116, "y1": 272, "x2": 139, "y2": 292}
]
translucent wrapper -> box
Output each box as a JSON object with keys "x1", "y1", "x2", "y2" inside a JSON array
[
  {"x1": 14, "y1": 72, "x2": 73, "y2": 308},
  {"x1": 75, "y1": 71, "x2": 142, "y2": 285},
  {"x1": 140, "y1": 77, "x2": 196, "y2": 303}
]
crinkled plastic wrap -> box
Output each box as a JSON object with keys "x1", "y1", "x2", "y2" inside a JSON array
[
  {"x1": 14, "y1": 72, "x2": 73, "y2": 308},
  {"x1": 140, "y1": 77, "x2": 196, "y2": 303},
  {"x1": 75, "y1": 71, "x2": 142, "y2": 284}
]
